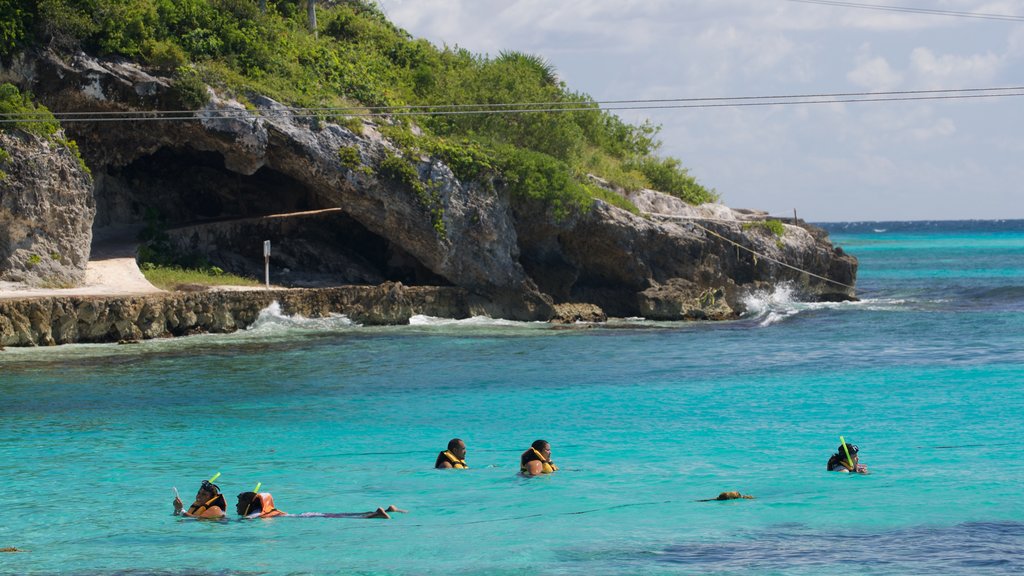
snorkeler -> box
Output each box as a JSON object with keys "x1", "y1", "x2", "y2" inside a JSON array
[
  {"x1": 173, "y1": 479, "x2": 228, "y2": 518},
  {"x1": 827, "y1": 442, "x2": 869, "y2": 474},
  {"x1": 520, "y1": 439, "x2": 558, "y2": 476},
  {"x1": 235, "y1": 491, "x2": 407, "y2": 519},
  {"x1": 435, "y1": 438, "x2": 468, "y2": 469}
]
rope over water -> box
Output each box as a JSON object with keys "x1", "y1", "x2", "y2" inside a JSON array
[{"x1": 646, "y1": 213, "x2": 858, "y2": 292}]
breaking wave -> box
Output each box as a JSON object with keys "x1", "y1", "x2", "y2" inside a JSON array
[
  {"x1": 246, "y1": 301, "x2": 358, "y2": 333},
  {"x1": 740, "y1": 283, "x2": 908, "y2": 326},
  {"x1": 408, "y1": 314, "x2": 534, "y2": 327}
]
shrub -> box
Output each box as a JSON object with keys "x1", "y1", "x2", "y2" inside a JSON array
[
  {"x1": 630, "y1": 156, "x2": 717, "y2": 205},
  {"x1": 0, "y1": 83, "x2": 60, "y2": 137},
  {"x1": 173, "y1": 65, "x2": 210, "y2": 108},
  {"x1": 743, "y1": 219, "x2": 786, "y2": 238},
  {"x1": 143, "y1": 38, "x2": 188, "y2": 71},
  {"x1": 0, "y1": 0, "x2": 33, "y2": 57}
]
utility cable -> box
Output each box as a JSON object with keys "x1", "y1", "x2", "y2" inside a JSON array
[
  {"x1": 2, "y1": 88, "x2": 1024, "y2": 124},
  {"x1": 783, "y1": 0, "x2": 1024, "y2": 21},
  {"x1": 4, "y1": 85, "x2": 1020, "y2": 118},
  {"x1": 648, "y1": 213, "x2": 858, "y2": 291}
]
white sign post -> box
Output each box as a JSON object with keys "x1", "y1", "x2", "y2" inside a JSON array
[{"x1": 263, "y1": 240, "x2": 271, "y2": 288}]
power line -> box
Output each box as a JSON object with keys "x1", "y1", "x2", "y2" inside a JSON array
[
  {"x1": 783, "y1": 0, "x2": 1024, "y2": 22},
  {"x1": 1, "y1": 87, "x2": 1022, "y2": 124},
  {"x1": 2, "y1": 85, "x2": 1022, "y2": 122}
]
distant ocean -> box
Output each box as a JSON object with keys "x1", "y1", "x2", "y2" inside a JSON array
[{"x1": 1, "y1": 220, "x2": 1022, "y2": 575}]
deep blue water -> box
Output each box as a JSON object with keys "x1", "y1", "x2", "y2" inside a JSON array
[{"x1": 1, "y1": 219, "x2": 1022, "y2": 575}]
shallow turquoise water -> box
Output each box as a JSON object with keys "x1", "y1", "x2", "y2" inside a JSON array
[{"x1": 1, "y1": 220, "x2": 1023, "y2": 575}]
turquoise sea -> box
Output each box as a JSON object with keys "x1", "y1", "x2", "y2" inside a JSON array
[{"x1": 2, "y1": 220, "x2": 1023, "y2": 575}]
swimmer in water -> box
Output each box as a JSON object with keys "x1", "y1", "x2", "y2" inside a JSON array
[
  {"x1": 827, "y1": 442, "x2": 869, "y2": 474},
  {"x1": 235, "y1": 491, "x2": 407, "y2": 519},
  {"x1": 435, "y1": 438, "x2": 468, "y2": 469},
  {"x1": 520, "y1": 439, "x2": 558, "y2": 476},
  {"x1": 174, "y1": 480, "x2": 227, "y2": 519}
]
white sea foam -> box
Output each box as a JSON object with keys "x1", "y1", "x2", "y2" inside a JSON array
[
  {"x1": 407, "y1": 314, "x2": 528, "y2": 327},
  {"x1": 741, "y1": 284, "x2": 912, "y2": 325},
  {"x1": 246, "y1": 301, "x2": 358, "y2": 333}
]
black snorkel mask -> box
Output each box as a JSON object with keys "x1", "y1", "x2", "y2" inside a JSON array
[{"x1": 197, "y1": 480, "x2": 227, "y2": 510}]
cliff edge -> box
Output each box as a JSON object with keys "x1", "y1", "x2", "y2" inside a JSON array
[{"x1": 0, "y1": 49, "x2": 857, "y2": 323}]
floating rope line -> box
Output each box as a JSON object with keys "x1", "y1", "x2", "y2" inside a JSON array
[{"x1": 647, "y1": 213, "x2": 858, "y2": 292}]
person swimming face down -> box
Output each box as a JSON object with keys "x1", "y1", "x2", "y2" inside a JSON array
[{"x1": 235, "y1": 491, "x2": 404, "y2": 519}]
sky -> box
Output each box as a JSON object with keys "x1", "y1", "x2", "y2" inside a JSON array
[{"x1": 374, "y1": 0, "x2": 1024, "y2": 222}]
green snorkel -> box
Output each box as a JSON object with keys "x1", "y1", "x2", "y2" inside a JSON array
[
  {"x1": 243, "y1": 482, "x2": 262, "y2": 516},
  {"x1": 208, "y1": 472, "x2": 221, "y2": 483},
  {"x1": 839, "y1": 436, "x2": 855, "y2": 471}
]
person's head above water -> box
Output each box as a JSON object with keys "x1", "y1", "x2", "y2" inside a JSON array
[
  {"x1": 197, "y1": 479, "x2": 221, "y2": 501},
  {"x1": 236, "y1": 491, "x2": 261, "y2": 516},
  {"x1": 521, "y1": 439, "x2": 558, "y2": 476},
  {"x1": 447, "y1": 438, "x2": 467, "y2": 459},
  {"x1": 235, "y1": 491, "x2": 285, "y2": 517},
  {"x1": 828, "y1": 441, "x2": 868, "y2": 473},
  {"x1": 436, "y1": 438, "x2": 468, "y2": 468}
]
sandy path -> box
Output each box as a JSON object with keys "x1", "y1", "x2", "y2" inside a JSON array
[{"x1": 0, "y1": 231, "x2": 164, "y2": 300}]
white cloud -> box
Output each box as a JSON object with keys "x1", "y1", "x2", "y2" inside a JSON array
[
  {"x1": 847, "y1": 55, "x2": 904, "y2": 91},
  {"x1": 910, "y1": 117, "x2": 957, "y2": 141},
  {"x1": 908, "y1": 47, "x2": 1002, "y2": 88},
  {"x1": 375, "y1": 0, "x2": 1024, "y2": 220}
]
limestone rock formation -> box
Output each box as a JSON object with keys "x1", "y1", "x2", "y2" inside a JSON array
[
  {"x1": 0, "y1": 283, "x2": 468, "y2": 346},
  {"x1": 0, "y1": 49, "x2": 857, "y2": 325},
  {"x1": 0, "y1": 129, "x2": 94, "y2": 287}
]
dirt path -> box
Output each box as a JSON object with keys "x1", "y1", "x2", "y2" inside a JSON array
[{"x1": 0, "y1": 230, "x2": 163, "y2": 300}]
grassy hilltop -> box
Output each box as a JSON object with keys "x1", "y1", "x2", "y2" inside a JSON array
[{"x1": 1, "y1": 0, "x2": 716, "y2": 217}]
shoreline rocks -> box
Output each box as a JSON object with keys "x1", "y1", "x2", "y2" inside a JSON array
[{"x1": 0, "y1": 283, "x2": 469, "y2": 347}]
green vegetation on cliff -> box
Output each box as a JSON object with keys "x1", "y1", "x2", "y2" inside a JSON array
[
  {"x1": 3, "y1": 0, "x2": 717, "y2": 215},
  {"x1": 0, "y1": 82, "x2": 89, "y2": 176}
]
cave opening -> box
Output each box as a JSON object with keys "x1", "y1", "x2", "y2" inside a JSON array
[{"x1": 91, "y1": 146, "x2": 447, "y2": 287}]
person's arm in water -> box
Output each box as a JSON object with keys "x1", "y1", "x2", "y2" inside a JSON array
[{"x1": 437, "y1": 459, "x2": 453, "y2": 469}]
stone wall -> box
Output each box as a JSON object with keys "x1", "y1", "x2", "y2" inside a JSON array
[{"x1": 0, "y1": 283, "x2": 469, "y2": 347}]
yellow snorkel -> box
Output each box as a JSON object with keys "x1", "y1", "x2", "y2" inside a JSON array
[
  {"x1": 243, "y1": 482, "x2": 262, "y2": 516},
  {"x1": 208, "y1": 472, "x2": 221, "y2": 483},
  {"x1": 840, "y1": 436, "x2": 855, "y2": 471}
]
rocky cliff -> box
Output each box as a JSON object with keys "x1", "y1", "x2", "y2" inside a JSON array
[
  {"x1": 0, "y1": 49, "x2": 857, "y2": 324},
  {"x1": 0, "y1": 128, "x2": 94, "y2": 287}
]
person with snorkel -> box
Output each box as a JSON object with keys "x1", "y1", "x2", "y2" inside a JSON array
[
  {"x1": 235, "y1": 484, "x2": 406, "y2": 519},
  {"x1": 435, "y1": 438, "x2": 468, "y2": 469},
  {"x1": 827, "y1": 438, "x2": 869, "y2": 474},
  {"x1": 520, "y1": 439, "x2": 558, "y2": 476},
  {"x1": 173, "y1": 475, "x2": 227, "y2": 518}
]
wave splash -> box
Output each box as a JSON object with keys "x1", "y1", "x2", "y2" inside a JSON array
[
  {"x1": 246, "y1": 301, "x2": 358, "y2": 333},
  {"x1": 740, "y1": 283, "x2": 907, "y2": 326},
  {"x1": 408, "y1": 314, "x2": 530, "y2": 327}
]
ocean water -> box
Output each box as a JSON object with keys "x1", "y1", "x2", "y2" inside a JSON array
[{"x1": 1, "y1": 220, "x2": 1023, "y2": 575}]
